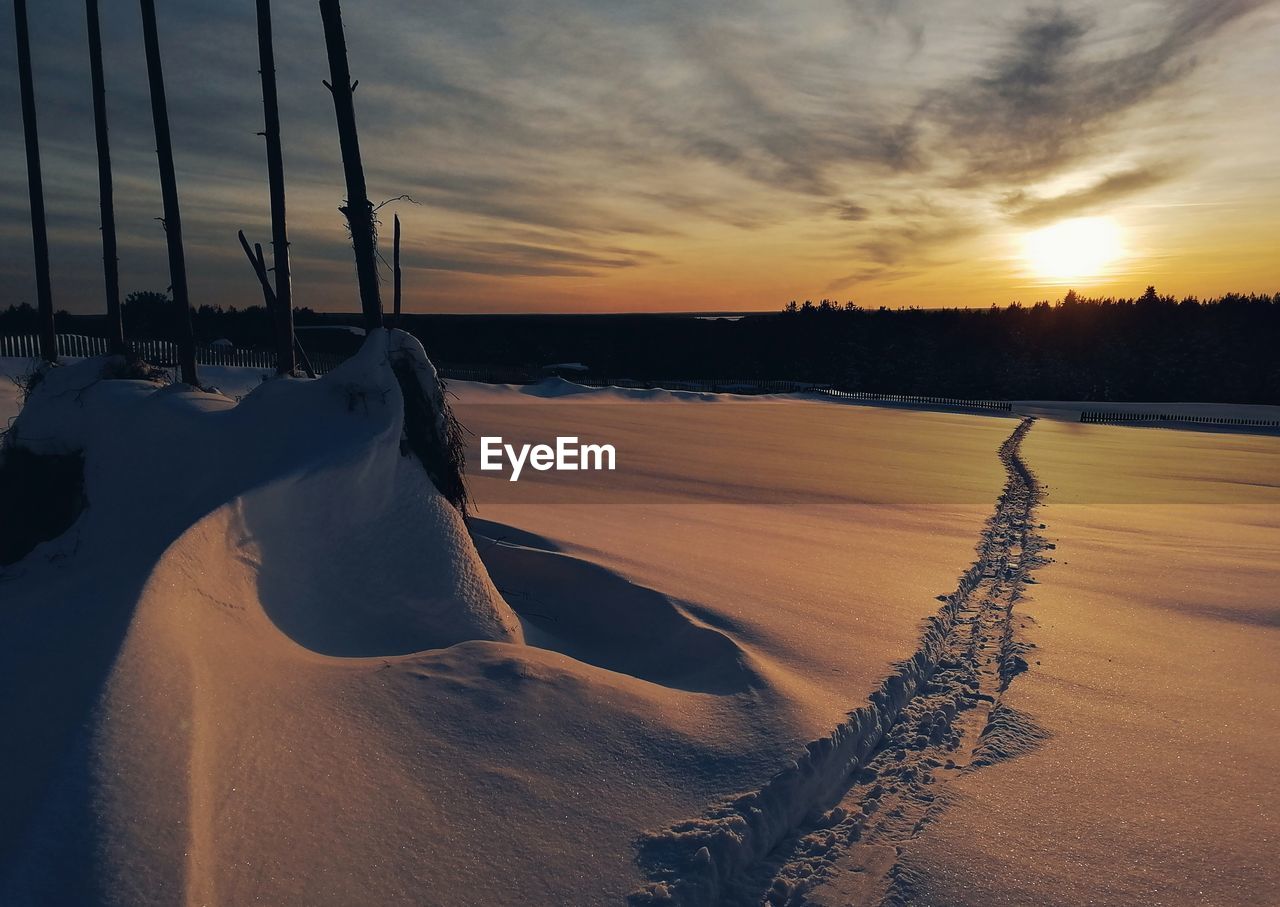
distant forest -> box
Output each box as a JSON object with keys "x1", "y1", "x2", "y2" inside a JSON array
[{"x1": 2, "y1": 287, "x2": 1277, "y2": 403}]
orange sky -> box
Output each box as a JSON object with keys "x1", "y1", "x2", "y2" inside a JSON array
[{"x1": 2, "y1": 0, "x2": 1278, "y2": 314}]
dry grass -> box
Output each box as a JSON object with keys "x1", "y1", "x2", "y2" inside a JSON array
[{"x1": 391, "y1": 359, "x2": 471, "y2": 516}]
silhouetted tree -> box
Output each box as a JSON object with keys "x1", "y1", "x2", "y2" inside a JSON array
[
  {"x1": 319, "y1": 0, "x2": 382, "y2": 331},
  {"x1": 255, "y1": 0, "x2": 295, "y2": 374},
  {"x1": 139, "y1": 0, "x2": 199, "y2": 385},
  {"x1": 13, "y1": 0, "x2": 57, "y2": 363},
  {"x1": 85, "y1": 0, "x2": 124, "y2": 354},
  {"x1": 393, "y1": 213, "x2": 402, "y2": 327},
  {"x1": 122, "y1": 290, "x2": 173, "y2": 338}
]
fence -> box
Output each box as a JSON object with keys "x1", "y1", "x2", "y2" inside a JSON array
[
  {"x1": 2, "y1": 335, "x2": 1016, "y2": 411},
  {"x1": 0, "y1": 333, "x2": 346, "y2": 375},
  {"x1": 434, "y1": 370, "x2": 1016, "y2": 409},
  {"x1": 436, "y1": 366, "x2": 541, "y2": 385},
  {"x1": 432, "y1": 368, "x2": 826, "y2": 396},
  {"x1": 580, "y1": 376, "x2": 823, "y2": 395},
  {"x1": 1080, "y1": 411, "x2": 1280, "y2": 429},
  {"x1": 815, "y1": 389, "x2": 1014, "y2": 412},
  {"x1": 2, "y1": 333, "x2": 113, "y2": 359}
]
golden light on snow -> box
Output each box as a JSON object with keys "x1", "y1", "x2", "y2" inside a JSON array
[{"x1": 1022, "y1": 217, "x2": 1124, "y2": 281}]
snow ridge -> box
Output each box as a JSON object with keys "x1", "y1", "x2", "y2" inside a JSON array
[{"x1": 628, "y1": 418, "x2": 1050, "y2": 906}]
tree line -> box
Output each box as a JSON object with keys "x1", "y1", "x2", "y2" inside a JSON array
[
  {"x1": 5, "y1": 287, "x2": 1276, "y2": 403},
  {"x1": 767, "y1": 288, "x2": 1280, "y2": 403},
  {"x1": 395, "y1": 287, "x2": 1278, "y2": 404}
]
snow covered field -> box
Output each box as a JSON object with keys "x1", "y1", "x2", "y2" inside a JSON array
[
  {"x1": 1, "y1": 351, "x2": 1277, "y2": 906},
  {"x1": 889, "y1": 420, "x2": 1280, "y2": 907}
]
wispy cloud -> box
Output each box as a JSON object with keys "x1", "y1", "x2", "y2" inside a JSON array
[
  {"x1": 1002, "y1": 163, "x2": 1182, "y2": 224},
  {"x1": 833, "y1": 202, "x2": 872, "y2": 223},
  {"x1": 414, "y1": 237, "x2": 660, "y2": 278},
  {"x1": 932, "y1": 1, "x2": 1268, "y2": 183},
  {"x1": 0, "y1": 0, "x2": 1275, "y2": 312}
]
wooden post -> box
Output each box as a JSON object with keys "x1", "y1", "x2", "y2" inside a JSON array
[
  {"x1": 13, "y1": 0, "x2": 57, "y2": 363},
  {"x1": 139, "y1": 0, "x2": 199, "y2": 385},
  {"x1": 293, "y1": 335, "x2": 317, "y2": 379},
  {"x1": 85, "y1": 0, "x2": 125, "y2": 354},
  {"x1": 236, "y1": 230, "x2": 319, "y2": 379},
  {"x1": 393, "y1": 213, "x2": 402, "y2": 327},
  {"x1": 319, "y1": 0, "x2": 383, "y2": 331},
  {"x1": 255, "y1": 0, "x2": 295, "y2": 374},
  {"x1": 238, "y1": 229, "x2": 278, "y2": 308}
]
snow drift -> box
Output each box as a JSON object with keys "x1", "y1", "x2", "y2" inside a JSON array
[
  {"x1": 0, "y1": 332, "x2": 780, "y2": 907},
  {"x1": 0, "y1": 341, "x2": 1039, "y2": 905},
  {"x1": 4, "y1": 328, "x2": 521, "y2": 653},
  {"x1": 1, "y1": 330, "x2": 529, "y2": 901}
]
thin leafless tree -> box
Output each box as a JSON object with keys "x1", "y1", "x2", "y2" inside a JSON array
[
  {"x1": 139, "y1": 0, "x2": 199, "y2": 385},
  {"x1": 255, "y1": 0, "x2": 296, "y2": 373},
  {"x1": 393, "y1": 213, "x2": 402, "y2": 328},
  {"x1": 319, "y1": 0, "x2": 383, "y2": 331},
  {"x1": 13, "y1": 0, "x2": 57, "y2": 363},
  {"x1": 85, "y1": 0, "x2": 125, "y2": 354}
]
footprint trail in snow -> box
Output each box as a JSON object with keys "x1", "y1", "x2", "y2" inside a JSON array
[{"x1": 631, "y1": 417, "x2": 1053, "y2": 907}]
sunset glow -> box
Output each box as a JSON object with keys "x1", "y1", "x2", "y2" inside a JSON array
[
  {"x1": 1022, "y1": 218, "x2": 1124, "y2": 282},
  {"x1": 1, "y1": 2, "x2": 1279, "y2": 906},
  {"x1": 1, "y1": 2, "x2": 1277, "y2": 312}
]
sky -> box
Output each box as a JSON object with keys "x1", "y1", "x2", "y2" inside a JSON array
[{"x1": 1, "y1": 0, "x2": 1278, "y2": 315}]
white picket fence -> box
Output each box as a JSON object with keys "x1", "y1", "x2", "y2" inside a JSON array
[
  {"x1": 1081, "y1": 410, "x2": 1280, "y2": 429},
  {"x1": 0, "y1": 333, "x2": 347, "y2": 374},
  {"x1": 1, "y1": 333, "x2": 112, "y2": 359},
  {"x1": 814, "y1": 388, "x2": 1013, "y2": 412}
]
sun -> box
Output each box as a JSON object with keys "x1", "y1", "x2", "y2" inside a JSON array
[{"x1": 1022, "y1": 217, "x2": 1124, "y2": 281}]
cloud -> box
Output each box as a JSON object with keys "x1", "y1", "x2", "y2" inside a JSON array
[
  {"x1": 0, "y1": 0, "x2": 1275, "y2": 312},
  {"x1": 1002, "y1": 163, "x2": 1182, "y2": 224},
  {"x1": 858, "y1": 220, "x2": 974, "y2": 267},
  {"x1": 845, "y1": 0, "x2": 929, "y2": 56},
  {"x1": 414, "y1": 238, "x2": 656, "y2": 278},
  {"x1": 824, "y1": 196, "x2": 976, "y2": 292},
  {"x1": 933, "y1": 1, "x2": 1268, "y2": 182},
  {"x1": 834, "y1": 202, "x2": 872, "y2": 222},
  {"x1": 824, "y1": 262, "x2": 918, "y2": 294}
]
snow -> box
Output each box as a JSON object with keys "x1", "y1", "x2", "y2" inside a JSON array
[
  {"x1": 872, "y1": 419, "x2": 1280, "y2": 907},
  {"x1": 452, "y1": 376, "x2": 718, "y2": 402},
  {"x1": 9, "y1": 332, "x2": 521, "y2": 648},
  {"x1": 453, "y1": 376, "x2": 822, "y2": 404},
  {"x1": 0, "y1": 333, "x2": 539, "y2": 901},
  {"x1": 1014, "y1": 399, "x2": 1280, "y2": 424},
  {"x1": 296, "y1": 324, "x2": 367, "y2": 336},
  {"x1": 4, "y1": 358, "x2": 157, "y2": 455},
  {"x1": 1, "y1": 352, "x2": 1018, "y2": 904},
  {"x1": 453, "y1": 389, "x2": 1028, "y2": 707},
  {"x1": 3, "y1": 353, "x2": 1276, "y2": 904}
]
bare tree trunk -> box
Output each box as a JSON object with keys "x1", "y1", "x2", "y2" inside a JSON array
[
  {"x1": 319, "y1": 0, "x2": 382, "y2": 331},
  {"x1": 255, "y1": 0, "x2": 295, "y2": 374},
  {"x1": 85, "y1": 0, "x2": 124, "y2": 354},
  {"x1": 13, "y1": 0, "x2": 57, "y2": 364},
  {"x1": 238, "y1": 229, "x2": 278, "y2": 310},
  {"x1": 239, "y1": 226, "x2": 317, "y2": 379},
  {"x1": 293, "y1": 336, "x2": 317, "y2": 379},
  {"x1": 138, "y1": 0, "x2": 198, "y2": 385},
  {"x1": 393, "y1": 213, "x2": 402, "y2": 328}
]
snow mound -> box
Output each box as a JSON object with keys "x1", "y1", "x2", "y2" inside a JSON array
[
  {"x1": 475, "y1": 525, "x2": 760, "y2": 694},
  {"x1": 0, "y1": 333, "x2": 799, "y2": 905},
  {"x1": 456, "y1": 377, "x2": 724, "y2": 403},
  {"x1": 520, "y1": 376, "x2": 609, "y2": 398},
  {"x1": 7, "y1": 329, "x2": 522, "y2": 652}
]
